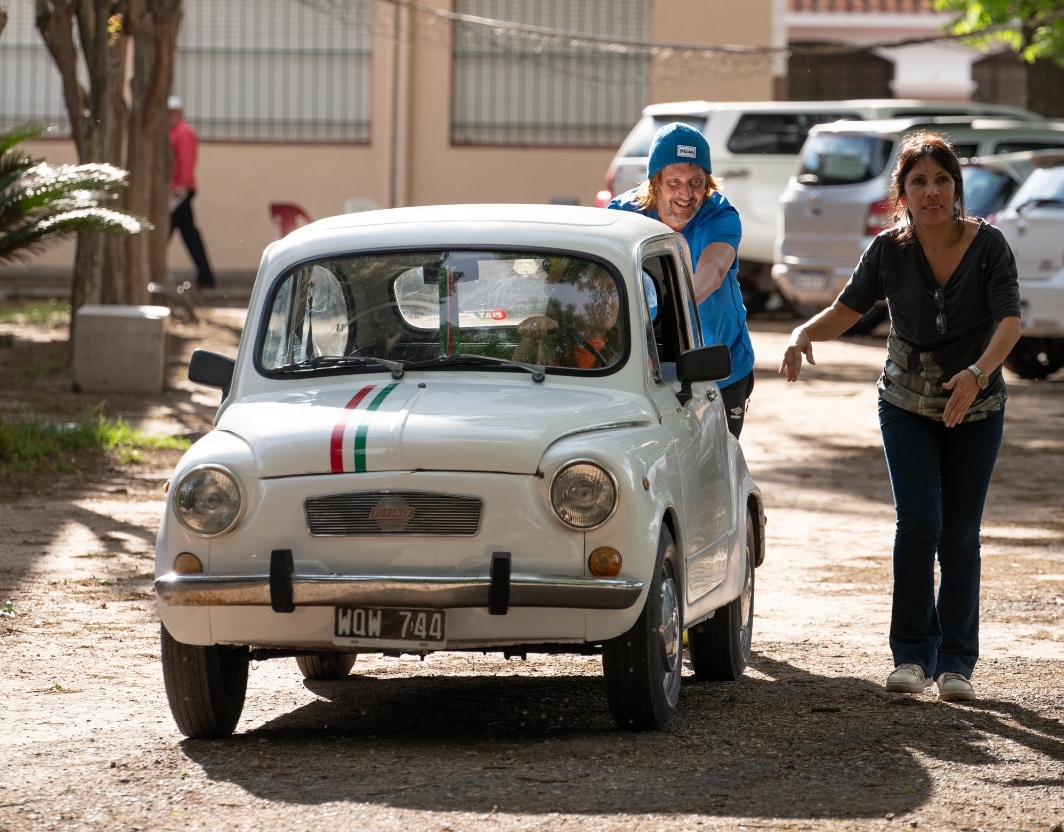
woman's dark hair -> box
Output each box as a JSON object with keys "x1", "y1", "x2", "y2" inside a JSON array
[{"x1": 888, "y1": 130, "x2": 967, "y2": 244}]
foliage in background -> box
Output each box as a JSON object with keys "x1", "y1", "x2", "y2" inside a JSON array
[
  {"x1": 0, "y1": 406, "x2": 189, "y2": 473},
  {"x1": 0, "y1": 122, "x2": 149, "y2": 266},
  {"x1": 935, "y1": 1, "x2": 1064, "y2": 66}
]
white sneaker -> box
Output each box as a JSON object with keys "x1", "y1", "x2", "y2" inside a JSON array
[
  {"x1": 936, "y1": 672, "x2": 975, "y2": 702},
  {"x1": 885, "y1": 663, "x2": 932, "y2": 693}
]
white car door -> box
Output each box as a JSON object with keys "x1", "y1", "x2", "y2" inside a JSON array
[{"x1": 641, "y1": 249, "x2": 733, "y2": 603}]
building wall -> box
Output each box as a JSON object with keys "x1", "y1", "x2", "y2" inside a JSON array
[{"x1": 15, "y1": 0, "x2": 773, "y2": 281}]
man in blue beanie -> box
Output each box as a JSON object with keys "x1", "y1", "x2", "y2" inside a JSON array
[{"x1": 608, "y1": 122, "x2": 755, "y2": 438}]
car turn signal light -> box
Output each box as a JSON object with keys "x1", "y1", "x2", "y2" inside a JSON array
[{"x1": 588, "y1": 547, "x2": 621, "y2": 578}]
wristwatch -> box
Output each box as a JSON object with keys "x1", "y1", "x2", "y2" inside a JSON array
[{"x1": 967, "y1": 364, "x2": 989, "y2": 390}]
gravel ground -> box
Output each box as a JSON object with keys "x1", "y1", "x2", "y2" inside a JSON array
[{"x1": 1, "y1": 305, "x2": 1062, "y2": 832}]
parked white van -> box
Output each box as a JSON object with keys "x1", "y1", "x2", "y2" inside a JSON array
[
  {"x1": 596, "y1": 100, "x2": 1047, "y2": 311},
  {"x1": 773, "y1": 116, "x2": 1064, "y2": 331}
]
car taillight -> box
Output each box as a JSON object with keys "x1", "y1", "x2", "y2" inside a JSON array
[{"x1": 866, "y1": 199, "x2": 891, "y2": 235}]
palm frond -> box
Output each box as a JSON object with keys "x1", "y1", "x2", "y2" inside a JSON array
[
  {"x1": 0, "y1": 207, "x2": 152, "y2": 265},
  {"x1": 0, "y1": 121, "x2": 148, "y2": 265}
]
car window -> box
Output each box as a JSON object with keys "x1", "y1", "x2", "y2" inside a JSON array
[
  {"x1": 727, "y1": 112, "x2": 863, "y2": 155},
  {"x1": 962, "y1": 166, "x2": 1020, "y2": 218},
  {"x1": 259, "y1": 251, "x2": 625, "y2": 374},
  {"x1": 796, "y1": 134, "x2": 894, "y2": 186},
  {"x1": 991, "y1": 140, "x2": 1064, "y2": 154}
]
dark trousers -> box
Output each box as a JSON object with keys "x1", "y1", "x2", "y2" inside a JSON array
[
  {"x1": 720, "y1": 370, "x2": 754, "y2": 439},
  {"x1": 169, "y1": 191, "x2": 216, "y2": 289},
  {"x1": 878, "y1": 398, "x2": 1004, "y2": 679}
]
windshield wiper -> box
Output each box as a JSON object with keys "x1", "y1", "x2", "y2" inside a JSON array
[
  {"x1": 267, "y1": 354, "x2": 405, "y2": 379},
  {"x1": 407, "y1": 353, "x2": 545, "y2": 383}
]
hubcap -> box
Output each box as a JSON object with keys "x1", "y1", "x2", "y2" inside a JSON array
[
  {"x1": 739, "y1": 558, "x2": 753, "y2": 648},
  {"x1": 657, "y1": 572, "x2": 680, "y2": 674}
]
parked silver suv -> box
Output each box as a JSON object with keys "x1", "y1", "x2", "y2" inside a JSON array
[
  {"x1": 773, "y1": 117, "x2": 1064, "y2": 332},
  {"x1": 596, "y1": 99, "x2": 1046, "y2": 312},
  {"x1": 992, "y1": 157, "x2": 1064, "y2": 378}
]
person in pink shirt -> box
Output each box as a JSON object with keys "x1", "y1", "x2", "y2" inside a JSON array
[{"x1": 168, "y1": 95, "x2": 216, "y2": 290}]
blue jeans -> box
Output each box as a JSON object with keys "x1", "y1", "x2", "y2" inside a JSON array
[{"x1": 878, "y1": 398, "x2": 1004, "y2": 680}]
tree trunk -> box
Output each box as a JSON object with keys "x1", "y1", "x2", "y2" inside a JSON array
[
  {"x1": 35, "y1": 0, "x2": 183, "y2": 339},
  {"x1": 123, "y1": 0, "x2": 182, "y2": 304}
]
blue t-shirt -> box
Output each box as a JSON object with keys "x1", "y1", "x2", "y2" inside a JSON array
[{"x1": 608, "y1": 189, "x2": 755, "y2": 390}]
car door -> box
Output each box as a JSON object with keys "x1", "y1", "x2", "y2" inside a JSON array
[{"x1": 640, "y1": 244, "x2": 733, "y2": 603}]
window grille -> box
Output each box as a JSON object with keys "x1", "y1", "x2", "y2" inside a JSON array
[
  {"x1": 0, "y1": 4, "x2": 70, "y2": 134},
  {"x1": 452, "y1": 0, "x2": 649, "y2": 147},
  {"x1": 175, "y1": 0, "x2": 371, "y2": 142}
]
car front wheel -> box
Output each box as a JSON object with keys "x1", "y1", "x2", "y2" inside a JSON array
[
  {"x1": 160, "y1": 624, "x2": 249, "y2": 739},
  {"x1": 602, "y1": 527, "x2": 682, "y2": 731},
  {"x1": 687, "y1": 512, "x2": 755, "y2": 681}
]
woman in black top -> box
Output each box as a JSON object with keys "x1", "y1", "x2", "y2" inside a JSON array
[{"x1": 779, "y1": 130, "x2": 1022, "y2": 702}]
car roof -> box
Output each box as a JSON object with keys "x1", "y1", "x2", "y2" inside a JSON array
[
  {"x1": 963, "y1": 148, "x2": 1064, "y2": 168},
  {"x1": 639, "y1": 99, "x2": 1046, "y2": 120},
  {"x1": 261, "y1": 204, "x2": 676, "y2": 270},
  {"x1": 808, "y1": 115, "x2": 1064, "y2": 136}
]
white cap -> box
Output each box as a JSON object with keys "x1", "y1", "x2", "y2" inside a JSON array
[{"x1": 167, "y1": 95, "x2": 183, "y2": 110}]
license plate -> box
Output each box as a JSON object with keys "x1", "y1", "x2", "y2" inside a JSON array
[
  {"x1": 333, "y1": 606, "x2": 446, "y2": 647},
  {"x1": 792, "y1": 271, "x2": 830, "y2": 292}
]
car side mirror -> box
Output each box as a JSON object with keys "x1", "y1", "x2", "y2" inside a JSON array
[
  {"x1": 675, "y1": 344, "x2": 731, "y2": 406},
  {"x1": 188, "y1": 349, "x2": 235, "y2": 398}
]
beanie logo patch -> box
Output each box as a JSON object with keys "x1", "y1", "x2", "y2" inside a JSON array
[{"x1": 677, "y1": 144, "x2": 698, "y2": 160}]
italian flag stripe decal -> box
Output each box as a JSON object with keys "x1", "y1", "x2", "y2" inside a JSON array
[{"x1": 329, "y1": 383, "x2": 400, "y2": 473}]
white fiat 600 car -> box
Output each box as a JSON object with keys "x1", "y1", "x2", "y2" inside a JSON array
[{"x1": 155, "y1": 204, "x2": 766, "y2": 738}]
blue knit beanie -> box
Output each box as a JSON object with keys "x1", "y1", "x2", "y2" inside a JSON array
[{"x1": 647, "y1": 122, "x2": 711, "y2": 178}]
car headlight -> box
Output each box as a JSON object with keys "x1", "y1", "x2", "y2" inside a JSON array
[
  {"x1": 550, "y1": 461, "x2": 617, "y2": 530},
  {"x1": 173, "y1": 465, "x2": 243, "y2": 537}
]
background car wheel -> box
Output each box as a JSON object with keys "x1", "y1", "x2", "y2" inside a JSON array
[
  {"x1": 160, "y1": 624, "x2": 249, "y2": 739},
  {"x1": 295, "y1": 652, "x2": 356, "y2": 680},
  {"x1": 602, "y1": 527, "x2": 682, "y2": 731},
  {"x1": 1003, "y1": 337, "x2": 1064, "y2": 379},
  {"x1": 687, "y1": 513, "x2": 755, "y2": 681}
]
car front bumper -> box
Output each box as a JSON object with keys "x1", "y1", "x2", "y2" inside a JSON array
[{"x1": 155, "y1": 569, "x2": 643, "y2": 610}]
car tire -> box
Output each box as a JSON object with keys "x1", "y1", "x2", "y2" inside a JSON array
[
  {"x1": 687, "y1": 513, "x2": 755, "y2": 681},
  {"x1": 160, "y1": 624, "x2": 249, "y2": 739},
  {"x1": 296, "y1": 652, "x2": 356, "y2": 680},
  {"x1": 602, "y1": 527, "x2": 682, "y2": 731},
  {"x1": 1003, "y1": 337, "x2": 1064, "y2": 380}
]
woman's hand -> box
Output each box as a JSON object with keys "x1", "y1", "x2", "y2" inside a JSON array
[
  {"x1": 940, "y1": 370, "x2": 980, "y2": 427},
  {"x1": 517, "y1": 316, "x2": 558, "y2": 339},
  {"x1": 779, "y1": 328, "x2": 815, "y2": 382}
]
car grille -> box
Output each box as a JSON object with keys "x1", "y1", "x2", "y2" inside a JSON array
[{"x1": 304, "y1": 491, "x2": 482, "y2": 536}]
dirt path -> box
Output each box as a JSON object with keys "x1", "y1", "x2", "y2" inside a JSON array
[{"x1": 1, "y1": 309, "x2": 1062, "y2": 832}]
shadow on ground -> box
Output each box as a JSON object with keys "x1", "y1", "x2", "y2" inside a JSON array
[{"x1": 179, "y1": 651, "x2": 1064, "y2": 822}]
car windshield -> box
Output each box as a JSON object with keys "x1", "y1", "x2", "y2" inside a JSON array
[
  {"x1": 258, "y1": 250, "x2": 625, "y2": 376},
  {"x1": 1007, "y1": 165, "x2": 1064, "y2": 212},
  {"x1": 796, "y1": 134, "x2": 894, "y2": 186}
]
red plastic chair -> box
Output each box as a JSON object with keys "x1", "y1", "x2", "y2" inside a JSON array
[{"x1": 269, "y1": 202, "x2": 313, "y2": 237}]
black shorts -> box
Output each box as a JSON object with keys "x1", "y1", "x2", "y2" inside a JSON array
[{"x1": 720, "y1": 370, "x2": 754, "y2": 439}]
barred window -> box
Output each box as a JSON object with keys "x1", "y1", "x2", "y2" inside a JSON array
[
  {"x1": 0, "y1": 4, "x2": 70, "y2": 133},
  {"x1": 452, "y1": 0, "x2": 649, "y2": 147},
  {"x1": 175, "y1": 0, "x2": 371, "y2": 142}
]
